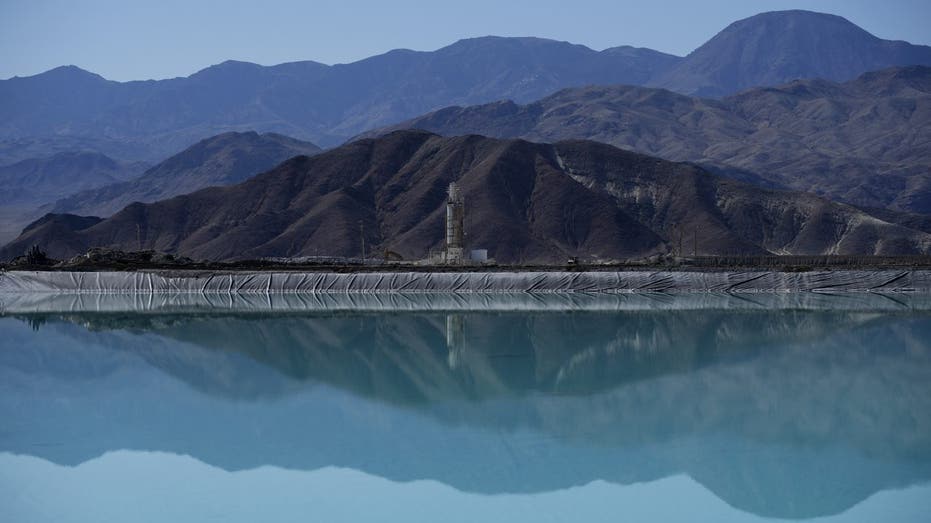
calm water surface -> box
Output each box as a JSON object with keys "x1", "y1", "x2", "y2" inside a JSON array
[{"x1": 2, "y1": 294, "x2": 931, "y2": 522}]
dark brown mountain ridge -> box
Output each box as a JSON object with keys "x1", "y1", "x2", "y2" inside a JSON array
[{"x1": 3, "y1": 131, "x2": 930, "y2": 263}]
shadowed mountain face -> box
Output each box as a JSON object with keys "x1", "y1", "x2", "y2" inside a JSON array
[
  {"x1": 650, "y1": 10, "x2": 931, "y2": 96},
  {"x1": 0, "y1": 151, "x2": 144, "y2": 206},
  {"x1": 48, "y1": 131, "x2": 321, "y2": 218},
  {"x1": 2, "y1": 11, "x2": 929, "y2": 158},
  {"x1": 4, "y1": 131, "x2": 930, "y2": 262},
  {"x1": 0, "y1": 151, "x2": 145, "y2": 245},
  {"x1": 364, "y1": 66, "x2": 931, "y2": 214},
  {"x1": 2, "y1": 302, "x2": 931, "y2": 519}
]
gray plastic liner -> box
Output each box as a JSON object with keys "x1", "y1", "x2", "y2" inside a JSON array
[
  {"x1": 2, "y1": 270, "x2": 931, "y2": 314},
  {"x1": 2, "y1": 269, "x2": 930, "y2": 294}
]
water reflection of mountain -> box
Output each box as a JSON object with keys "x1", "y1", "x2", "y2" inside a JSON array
[{"x1": 2, "y1": 301, "x2": 931, "y2": 519}]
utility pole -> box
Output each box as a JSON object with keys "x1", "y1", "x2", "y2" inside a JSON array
[
  {"x1": 359, "y1": 220, "x2": 365, "y2": 264},
  {"x1": 693, "y1": 227, "x2": 697, "y2": 257}
]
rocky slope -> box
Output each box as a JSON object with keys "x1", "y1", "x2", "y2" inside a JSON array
[
  {"x1": 363, "y1": 66, "x2": 931, "y2": 213},
  {"x1": 3, "y1": 131, "x2": 930, "y2": 262}
]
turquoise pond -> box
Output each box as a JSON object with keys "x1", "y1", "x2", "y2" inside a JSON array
[{"x1": 1, "y1": 293, "x2": 930, "y2": 522}]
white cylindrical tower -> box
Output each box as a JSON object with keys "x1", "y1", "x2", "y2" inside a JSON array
[{"x1": 445, "y1": 182, "x2": 464, "y2": 263}]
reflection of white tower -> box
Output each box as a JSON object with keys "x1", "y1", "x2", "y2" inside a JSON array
[
  {"x1": 446, "y1": 314, "x2": 465, "y2": 369},
  {"x1": 445, "y1": 182, "x2": 464, "y2": 264}
]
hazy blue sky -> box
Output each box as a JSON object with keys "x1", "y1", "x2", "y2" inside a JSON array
[{"x1": 2, "y1": 0, "x2": 929, "y2": 81}]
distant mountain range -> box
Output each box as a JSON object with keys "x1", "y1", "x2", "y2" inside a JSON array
[
  {"x1": 363, "y1": 65, "x2": 931, "y2": 214},
  {"x1": 50, "y1": 131, "x2": 321, "y2": 218},
  {"x1": 1, "y1": 9, "x2": 929, "y2": 159},
  {"x1": 0, "y1": 38, "x2": 675, "y2": 159},
  {"x1": 5, "y1": 131, "x2": 930, "y2": 262}
]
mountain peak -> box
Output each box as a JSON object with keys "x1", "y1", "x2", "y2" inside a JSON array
[
  {"x1": 210, "y1": 59, "x2": 262, "y2": 69},
  {"x1": 739, "y1": 9, "x2": 861, "y2": 24},
  {"x1": 720, "y1": 9, "x2": 876, "y2": 43},
  {"x1": 30, "y1": 65, "x2": 107, "y2": 82},
  {"x1": 602, "y1": 45, "x2": 681, "y2": 59},
  {"x1": 450, "y1": 35, "x2": 566, "y2": 46},
  {"x1": 440, "y1": 35, "x2": 594, "y2": 55},
  {"x1": 651, "y1": 9, "x2": 931, "y2": 96},
  {"x1": 190, "y1": 60, "x2": 265, "y2": 78}
]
